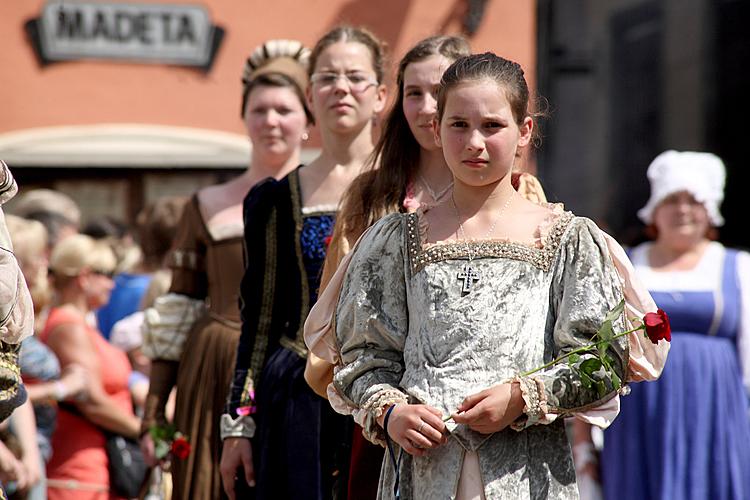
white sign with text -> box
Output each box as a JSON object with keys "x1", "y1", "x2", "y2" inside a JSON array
[{"x1": 38, "y1": 0, "x2": 216, "y2": 66}]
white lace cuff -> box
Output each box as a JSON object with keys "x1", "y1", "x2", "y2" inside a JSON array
[
  {"x1": 219, "y1": 413, "x2": 256, "y2": 440},
  {"x1": 510, "y1": 375, "x2": 553, "y2": 431},
  {"x1": 360, "y1": 388, "x2": 409, "y2": 446},
  {"x1": 142, "y1": 293, "x2": 205, "y2": 361}
]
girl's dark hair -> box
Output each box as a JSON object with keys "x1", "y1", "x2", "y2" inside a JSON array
[
  {"x1": 320, "y1": 36, "x2": 470, "y2": 289},
  {"x1": 308, "y1": 26, "x2": 387, "y2": 82}
]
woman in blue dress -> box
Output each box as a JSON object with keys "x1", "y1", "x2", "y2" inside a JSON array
[{"x1": 599, "y1": 150, "x2": 750, "y2": 500}]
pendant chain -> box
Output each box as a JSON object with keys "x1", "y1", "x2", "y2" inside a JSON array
[
  {"x1": 418, "y1": 172, "x2": 453, "y2": 204},
  {"x1": 451, "y1": 191, "x2": 515, "y2": 262}
]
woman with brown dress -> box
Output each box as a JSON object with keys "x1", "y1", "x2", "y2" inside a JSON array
[{"x1": 139, "y1": 39, "x2": 312, "y2": 500}]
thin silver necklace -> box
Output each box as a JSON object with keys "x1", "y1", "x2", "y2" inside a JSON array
[
  {"x1": 418, "y1": 172, "x2": 453, "y2": 203},
  {"x1": 451, "y1": 191, "x2": 515, "y2": 294}
]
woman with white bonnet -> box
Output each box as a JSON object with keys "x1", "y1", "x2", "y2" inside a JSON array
[{"x1": 598, "y1": 151, "x2": 750, "y2": 499}]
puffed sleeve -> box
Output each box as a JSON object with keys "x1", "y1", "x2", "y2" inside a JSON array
[
  {"x1": 0, "y1": 162, "x2": 34, "y2": 345},
  {"x1": 601, "y1": 232, "x2": 668, "y2": 382},
  {"x1": 333, "y1": 213, "x2": 410, "y2": 444},
  {"x1": 514, "y1": 218, "x2": 628, "y2": 429}
]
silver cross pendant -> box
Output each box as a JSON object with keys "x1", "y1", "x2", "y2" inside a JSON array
[{"x1": 457, "y1": 264, "x2": 480, "y2": 295}]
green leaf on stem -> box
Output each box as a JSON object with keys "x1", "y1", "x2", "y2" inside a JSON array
[
  {"x1": 599, "y1": 320, "x2": 614, "y2": 342},
  {"x1": 580, "y1": 358, "x2": 602, "y2": 378},
  {"x1": 580, "y1": 371, "x2": 593, "y2": 389},
  {"x1": 597, "y1": 340, "x2": 610, "y2": 359},
  {"x1": 154, "y1": 440, "x2": 171, "y2": 460},
  {"x1": 610, "y1": 369, "x2": 621, "y2": 390},
  {"x1": 567, "y1": 353, "x2": 581, "y2": 365},
  {"x1": 595, "y1": 380, "x2": 607, "y2": 398},
  {"x1": 604, "y1": 299, "x2": 626, "y2": 324}
]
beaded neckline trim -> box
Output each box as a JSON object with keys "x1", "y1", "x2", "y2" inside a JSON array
[{"x1": 405, "y1": 211, "x2": 575, "y2": 274}]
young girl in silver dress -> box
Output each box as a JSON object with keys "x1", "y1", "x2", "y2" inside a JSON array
[{"x1": 333, "y1": 52, "x2": 636, "y2": 499}]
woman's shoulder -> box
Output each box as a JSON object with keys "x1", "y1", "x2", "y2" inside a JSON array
[{"x1": 40, "y1": 306, "x2": 89, "y2": 343}]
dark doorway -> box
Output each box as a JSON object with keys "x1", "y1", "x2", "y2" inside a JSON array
[{"x1": 608, "y1": 2, "x2": 663, "y2": 245}]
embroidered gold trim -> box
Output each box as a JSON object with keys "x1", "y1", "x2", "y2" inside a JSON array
[
  {"x1": 289, "y1": 170, "x2": 311, "y2": 359},
  {"x1": 406, "y1": 211, "x2": 575, "y2": 274},
  {"x1": 0, "y1": 359, "x2": 20, "y2": 377},
  {"x1": 247, "y1": 207, "x2": 278, "y2": 397}
]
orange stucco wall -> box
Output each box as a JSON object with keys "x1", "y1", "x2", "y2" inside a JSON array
[{"x1": 1, "y1": 0, "x2": 536, "y2": 136}]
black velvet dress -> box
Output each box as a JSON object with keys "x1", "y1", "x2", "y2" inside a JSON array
[{"x1": 227, "y1": 167, "x2": 351, "y2": 499}]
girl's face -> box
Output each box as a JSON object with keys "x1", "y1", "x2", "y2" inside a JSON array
[
  {"x1": 402, "y1": 55, "x2": 452, "y2": 151},
  {"x1": 307, "y1": 41, "x2": 386, "y2": 133},
  {"x1": 244, "y1": 85, "x2": 308, "y2": 163},
  {"x1": 435, "y1": 79, "x2": 532, "y2": 188},
  {"x1": 653, "y1": 191, "x2": 711, "y2": 244}
]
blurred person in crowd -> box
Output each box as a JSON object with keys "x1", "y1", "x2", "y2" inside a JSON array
[
  {"x1": 140, "y1": 39, "x2": 311, "y2": 500},
  {"x1": 4, "y1": 216, "x2": 50, "y2": 331},
  {"x1": 221, "y1": 26, "x2": 387, "y2": 500},
  {"x1": 8, "y1": 188, "x2": 80, "y2": 250},
  {"x1": 109, "y1": 197, "x2": 187, "y2": 415},
  {"x1": 7, "y1": 214, "x2": 90, "y2": 500},
  {"x1": 108, "y1": 196, "x2": 187, "y2": 368},
  {"x1": 4, "y1": 400, "x2": 43, "y2": 498},
  {"x1": 585, "y1": 151, "x2": 750, "y2": 500},
  {"x1": 84, "y1": 215, "x2": 146, "y2": 340},
  {"x1": 83, "y1": 215, "x2": 143, "y2": 275},
  {"x1": 111, "y1": 271, "x2": 172, "y2": 378},
  {"x1": 42, "y1": 234, "x2": 139, "y2": 499}
]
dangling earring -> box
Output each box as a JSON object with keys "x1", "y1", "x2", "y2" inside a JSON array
[{"x1": 302, "y1": 132, "x2": 309, "y2": 141}]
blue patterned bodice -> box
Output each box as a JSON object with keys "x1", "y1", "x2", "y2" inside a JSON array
[{"x1": 300, "y1": 213, "x2": 335, "y2": 305}]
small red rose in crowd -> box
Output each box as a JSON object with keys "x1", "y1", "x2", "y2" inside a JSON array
[
  {"x1": 171, "y1": 436, "x2": 191, "y2": 459},
  {"x1": 644, "y1": 309, "x2": 671, "y2": 344}
]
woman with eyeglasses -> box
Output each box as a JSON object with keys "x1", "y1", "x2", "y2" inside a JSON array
[
  {"x1": 220, "y1": 26, "x2": 387, "y2": 500},
  {"x1": 40, "y1": 234, "x2": 138, "y2": 499}
]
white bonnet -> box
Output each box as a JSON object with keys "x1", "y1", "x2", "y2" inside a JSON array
[{"x1": 637, "y1": 150, "x2": 726, "y2": 226}]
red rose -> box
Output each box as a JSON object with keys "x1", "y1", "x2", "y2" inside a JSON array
[
  {"x1": 323, "y1": 235, "x2": 333, "y2": 248},
  {"x1": 643, "y1": 309, "x2": 671, "y2": 344},
  {"x1": 171, "y1": 437, "x2": 191, "y2": 460}
]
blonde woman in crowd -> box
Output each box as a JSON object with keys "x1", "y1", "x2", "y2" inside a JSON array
[
  {"x1": 41, "y1": 234, "x2": 137, "y2": 499},
  {"x1": 6, "y1": 215, "x2": 89, "y2": 500}
]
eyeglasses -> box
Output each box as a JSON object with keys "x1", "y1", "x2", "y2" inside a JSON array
[{"x1": 310, "y1": 72, "x2": 378, "y2": 93}]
